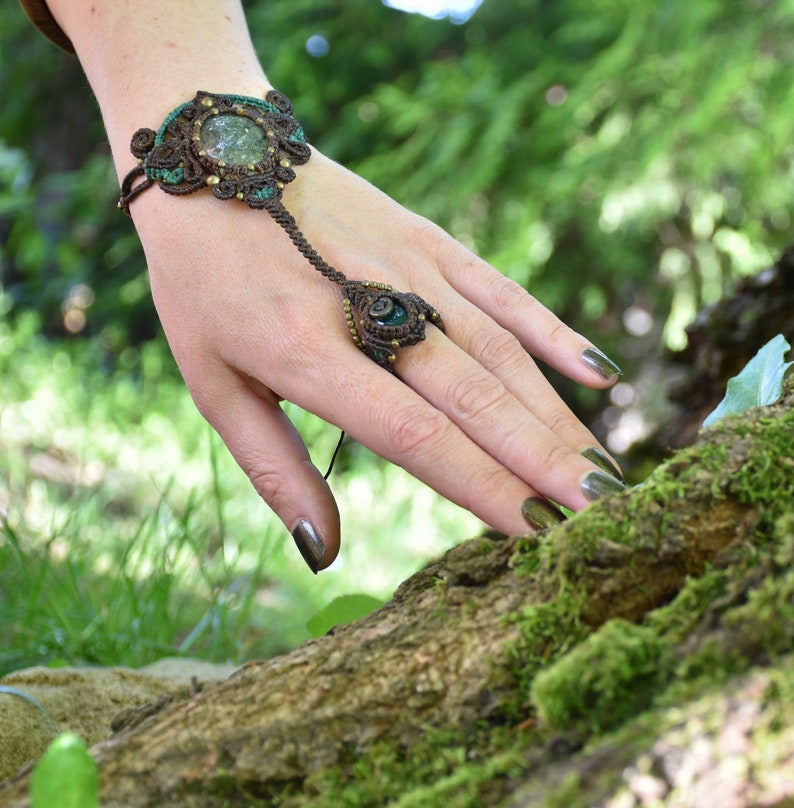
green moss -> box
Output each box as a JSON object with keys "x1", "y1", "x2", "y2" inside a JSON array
[
  {"x1": 505, "y1": 392, "x2": 794, "y2": 743},
  {"x1": 283, "y1": 728, "x2": 527, "y2": 808},
  {"x1": 530, "y1": 620, "x2": 671, "y2": 734},
  {"x1": 269, "y1": 392, "x2": 794, "y2": 808}
]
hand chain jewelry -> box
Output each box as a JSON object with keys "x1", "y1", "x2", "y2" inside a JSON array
[{"x1": 119, "y1": 90, "x2": 444, "y2": 370}]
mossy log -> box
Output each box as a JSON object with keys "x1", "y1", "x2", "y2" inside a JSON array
[{"x1": 1, "y1": 385, "x2": 793, "y2": 807}]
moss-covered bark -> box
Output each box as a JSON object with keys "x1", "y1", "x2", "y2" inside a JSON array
[{"x1": 1, "y1": 385, "x2": 792, "y2": 808}]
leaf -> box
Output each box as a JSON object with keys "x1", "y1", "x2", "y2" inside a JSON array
[
  {"x1": 703, "y1": 335, "x2": 793, "y2": 428},
  {"x1": 307, "y1": 594, "x2": 385, "y2": 638},
  {"x1": 30, "y1": 732, "x2": 98, "y2": 808}
]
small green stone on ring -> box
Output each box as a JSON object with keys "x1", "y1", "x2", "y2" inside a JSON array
[{"x1": 369, "y1": 296, "x2": 408, "y2": 326}]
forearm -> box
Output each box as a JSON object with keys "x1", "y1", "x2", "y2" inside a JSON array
[{"x1": 46, "y1": 0, "x2": 271, "y2": 178}]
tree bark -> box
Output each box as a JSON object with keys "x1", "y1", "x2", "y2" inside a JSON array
[{"x1": 1, "y1": 384, "x2": 792, "y2": 807}]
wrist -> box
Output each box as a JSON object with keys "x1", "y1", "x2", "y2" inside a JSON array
[{"x1": 46, "y1": 0, "x2": 271, "y2": 176}]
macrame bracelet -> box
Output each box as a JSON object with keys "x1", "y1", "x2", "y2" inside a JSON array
[{"x1": 119, "y1": 89, "x2": 444, "y2": 371}]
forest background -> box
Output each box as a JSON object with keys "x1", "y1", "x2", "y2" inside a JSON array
[{"x1": 1, "y1": 0, "x2": 793, "y2": 676}]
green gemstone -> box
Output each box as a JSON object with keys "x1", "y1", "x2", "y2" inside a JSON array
[
  {"x1": 199, "y1": 115, "x2": 267, "y2": 165},
  {"x1": 370, "y1": 296, "x2": 408, "y2": 326}
]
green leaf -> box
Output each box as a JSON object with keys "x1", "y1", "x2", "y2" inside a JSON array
[
  {"x1": 31, "y1": 732, "x2": 98, "y2": 808},
  {"x1": 703, "y1": 335, "x2": 793, "y2": 428},
  {"x1": 307, "y1": 594, "x2": 385, "y2": 638}
]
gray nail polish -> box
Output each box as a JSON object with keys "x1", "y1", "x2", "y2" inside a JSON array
[
  {"x1": 581, "y1": 447, "x2": 625, "y2": 483},
  {"x1": 581, "y1": 470, "x2": 627, "y2": 502},
  {"x1": 581, "y1": 347, "x2": 623, "y2": 381},
  {"x1": 521, "y1": 497, "x2": 567, "y2": 531},
  {"x1": 292, "y1": 519, "x2": 325, "y2": 574}
]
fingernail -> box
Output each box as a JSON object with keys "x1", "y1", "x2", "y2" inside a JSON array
[
  {"x1": 292, "y1": 519, "x2": 325, "y2": 574},
  {"x1": 581, "y1": 470, "x2": 627, "y2": 502},
  {"x1": 581, "y1": 347, "x2": 623, "y2": 381},
  {"x1": 581, "y1": 447, "x2": 625, "y2": 483},
  {"x1": 521, "y1": 497, "x2": 567, "y2": 531}
]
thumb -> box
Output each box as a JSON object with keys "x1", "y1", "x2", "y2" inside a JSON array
[{"x1": 193, "y1": 371, "x2": 341, "y2": 572}]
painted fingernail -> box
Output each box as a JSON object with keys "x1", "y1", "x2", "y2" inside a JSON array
[
  {"x1": 581, "y1": 447, "x2": 625, "y2": 483},
  {"x1": 521, "y1": 497, "x2": 567, "y2": 532},
  {"x1": 581, "y1": 470, "x2": 627, "y2": 502},
  {"x1": 581, "y1": 347, "x2": 623, "y2": 381},
  {"x1": 292, "y1": 519, "x2": 325, "y2": 574}
]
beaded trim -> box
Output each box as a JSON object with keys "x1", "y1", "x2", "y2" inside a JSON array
[{"x1": 119, "y1": 90, "x2": 443, "y2": 371}]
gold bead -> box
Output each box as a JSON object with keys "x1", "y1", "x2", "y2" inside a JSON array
[
  {"x1": 236, "y1": 192, "x2": 244, "y2": 201},
  {"x1": 247, "y1": 164, "x2": 255, "y2": 170},
  {"x1": 391, "y1": 340, "x2": 400, "y2": 349},
  {"x1": 279, "y1": 158, "x2": 291, "y2": 168},
  {"x1": 267, "y1": 146, "x2": 276, "y2": 154},
  {"x1": 217, "y1": 160, "x2": 226, "y2": 168},
  {"x1": 388, "y1": 354, "x2": 396, "y2": 363},
  {"x1": 201, "y1": 97, "x2": 214, "y2": 107},
  {"x1": 276, "y1": 181, "x2": 285, "y2": 189},
  {"x1": 266, "y1": 130, "x2": 275, "y2": 138},
  {"x1": 256, "y1": 117, "x2": 264, "y2": 124},
  {"x1": 206, "y1": 175, "x2": 220, "y2": 186},
  {"x1": 418, "y1": 313, "x2": 426, "y2": 321},
  {"x1": 198, "y1": 149, "x2": 207, "y2": 157}
]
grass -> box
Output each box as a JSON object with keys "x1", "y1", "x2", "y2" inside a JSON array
[{"x1": 0, "y1": 308, "x2": 479, "y2": 676}]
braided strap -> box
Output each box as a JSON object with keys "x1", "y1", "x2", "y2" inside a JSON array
[{"x1": 119, "y1": 90, "x2": 443, "y2": 371}]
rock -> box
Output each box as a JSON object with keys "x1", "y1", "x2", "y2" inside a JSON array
[{"x1": 0, "y1": 658, "x2": 236, "y2": 782}]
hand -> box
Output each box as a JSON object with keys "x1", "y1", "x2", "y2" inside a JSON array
[{"x1": 129, "y1": 149, "x2": 625, "y2": 571}]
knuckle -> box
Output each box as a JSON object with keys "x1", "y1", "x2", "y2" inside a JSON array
[
  {"x1": 535, "y1": 441, "x2": 572, "y2": 476},
  {"x1": 386, "y1": 402, "x2": 448, "y2": 458},
  {"x1": 543, "y1": 316, "x2": 572, "y2": 348},
  {"x1": 473, "y1": 328, "x2": 525, "y2": 373},
  {"x1": 447, "y1": 371, "x2": 511, "y2": 424},
  {"x1": 488, "y1": 273, "x2": 529, "y2": 315},
  {"x1": 247, "y1": 463, "x2": 291, "y2": 510},
  {"x1": 544, "y1": 408, "x2": 582, "y2": 438},
  {"x1": 461, "y1": 463, "x2": 510, "y2": 511}
]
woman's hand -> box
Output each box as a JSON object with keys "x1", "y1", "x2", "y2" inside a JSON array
[
  {"x1": 43, "y1": 0, "x2": 625, "y2": 571},
  {"x1": 130, "y1": 149, "x2": 625, "y2": 571}
]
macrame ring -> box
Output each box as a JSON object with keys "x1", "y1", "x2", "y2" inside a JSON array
[
  {"x1": 118, "y1": 90, "x2": 444, "y2": 372},
  {"x1": 343, "y1": 281, "x2": 443, "y2": 367}
]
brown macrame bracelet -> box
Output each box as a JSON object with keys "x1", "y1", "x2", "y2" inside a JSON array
[{"x1": 119, "y1": 89, "x2": 444, "y2": 371}]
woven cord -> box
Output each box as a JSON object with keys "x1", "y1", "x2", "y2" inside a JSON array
[{"x1": 264, "y1": 200, "x2": 348, "y2": 287}]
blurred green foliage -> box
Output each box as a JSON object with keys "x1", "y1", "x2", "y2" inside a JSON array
[
  {"x1": 0, "y1": 313, "x2": 474, "y2": 672},
  {"x1": 2, "y1": 0, "x2": 793, "y2": 365}
]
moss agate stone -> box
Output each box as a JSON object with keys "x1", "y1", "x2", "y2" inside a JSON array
[{"x1": 200, "y1": 115, "x2": 267, "y2": 165}]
